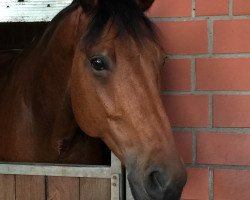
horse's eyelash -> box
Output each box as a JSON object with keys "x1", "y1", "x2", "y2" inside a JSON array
[{"x1": 162, "y1": 58, "x2": 166, "y2": 65}]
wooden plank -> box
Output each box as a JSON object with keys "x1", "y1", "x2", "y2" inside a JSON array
[
  {"x1": 111, "y1": 153, "x2": 122, "y2": 174},
  {"x1": 47, "y1": 176, "x2": 80, "y2": 200},
  {"x1": 80, "y1": 178, "x2": 111, "y2": 200},
  {"x1": 111, "y1": 153, "x2": 124, "y2": 200},
  {"x1": 0, "y1": 175, "x2": 15, "y2": 200},
  {"x1": 0, "y1": 0, "x2": 71, "y2": 22},
  {"x1": 0, "y1": 163, "x2": 111, "y2": 178},
  {"x1": 16, "y1": 175, "x2": 45, "y2": 200}
]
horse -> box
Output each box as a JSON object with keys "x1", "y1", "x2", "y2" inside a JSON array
[{"x1": 0, "y1": 0, "x2": 187, "y2": 199}]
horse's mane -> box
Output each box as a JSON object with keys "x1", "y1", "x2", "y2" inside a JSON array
[{"x1": 79, "y1": 0, "x2": 158, "y2": 48}]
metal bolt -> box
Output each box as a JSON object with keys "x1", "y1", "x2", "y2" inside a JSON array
[{"x1": 112, "y1": 183, "x2": 117, "y2": 187}]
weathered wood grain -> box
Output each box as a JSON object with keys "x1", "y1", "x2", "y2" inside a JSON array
[
  {"x1": 16, "y1": 175, "x2": 45, "y2": 200},
  {"x1": 47, "y1": 176, "x2": 80, "y2": 200},
  {"x1": 80, "y1": 178, "x2": 111, "y2": 200},
  {"x1": 0, "y1": 175, "x2": 15, "y2": 200}
]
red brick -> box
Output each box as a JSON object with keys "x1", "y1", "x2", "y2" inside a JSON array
[
  {"x1": 214, "y1": 19, "x2": 250, "y2": 53},
  {"x1": 174, "y1": 132, "x2": 193, "y2": 164},
  {"x1": 163, "y1": 95, "x2": 209, "y2": 127},
  {"x1": 147, "y1": 0, "x2": 192, "y2": 17},
  {"x1": 214, "y1": 169, "x2": 250, "y2": 200},
  {"x1": 234, "y1": 0, "x2": 250, "y2": 15},
  {"x1": 182, "y1": 168, "x2": 209, "y2": 200},
  {"x1": 214, "y1": 95, "x2": 250, "y2": 127},
  {"x1": 196, "y1": 0, "x2": 229, "y2": 16},
  {"x1": 155, "y1": 21, "x2": 208, "y2": 54},
  {"x1": 161, "y1": 59, "x2": 191, "y2": 91},
  {"x1": 197, "y1": 132, "x2": 250, "y2": 165},
  {"x1": 196, "y1": 58, "x2": 250, "y2": 91}
]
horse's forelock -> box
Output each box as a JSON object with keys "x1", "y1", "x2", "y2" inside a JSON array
[{"x1": 80, "y1": 0, "x2": 159, "y2": 49}]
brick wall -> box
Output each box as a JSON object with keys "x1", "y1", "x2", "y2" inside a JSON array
[{"x1": 148, "y1": 0, "x2": 250, "y2": 199}]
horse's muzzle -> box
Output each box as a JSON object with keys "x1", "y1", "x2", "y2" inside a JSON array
[{"x1": 127, "y1": 164, "x2": 187, "y2": 200}]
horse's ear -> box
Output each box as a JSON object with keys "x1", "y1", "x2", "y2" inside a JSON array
[
  {"x1": 135, "y1": 0, "x2": 155, "y2": 12},
  {"x1": 78, "y1": 0, "x2": 99, "y2": 12}
]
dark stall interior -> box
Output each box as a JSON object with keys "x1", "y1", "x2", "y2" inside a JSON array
[{"x1": 0, "y1": 22, "x2": 48, "y2": 50}]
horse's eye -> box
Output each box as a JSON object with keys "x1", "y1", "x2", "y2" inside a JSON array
[{"x1": 89, "y1": 57, "x2": 108, "y2": 71}]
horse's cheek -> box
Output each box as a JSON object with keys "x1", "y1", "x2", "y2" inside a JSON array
[{"x1": 70, "y1": 70, "x2": 105, "y2": 137}]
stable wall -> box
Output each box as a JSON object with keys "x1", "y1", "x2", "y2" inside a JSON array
[{"x1": 148, "y1": 0, "x2": 250, "y2": 199}]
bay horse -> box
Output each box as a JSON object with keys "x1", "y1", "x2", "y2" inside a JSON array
[{"x1": 0, "y1": 0, "x2": 187, "y2": 199}]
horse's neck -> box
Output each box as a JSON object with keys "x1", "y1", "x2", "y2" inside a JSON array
[
  {"x1": 21, "y1": 7, "x2": 80, "y2": 136},
  {"x1": 0, "y1": 5, "x2": 86, "y2": 162}
]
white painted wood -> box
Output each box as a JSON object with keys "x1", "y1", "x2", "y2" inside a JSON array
[
  {"x1": 111, "y1": 153, "x2": 122, "y2": 175},
  {"x1": 0, "y1": 0, "x2": 72, "y2": 22},
  {"x1": 0, "y1": 154, "x2": 123, "y2": 179},
  {"x1": 111, "y1": 153, "x2": 124, "y2": 200},
  {"x1": 111, "y1": 174, "x2": 120, "y2": 200},
  {"x1": 0, "y1": 163, "x2": 111, "y2": 178}
]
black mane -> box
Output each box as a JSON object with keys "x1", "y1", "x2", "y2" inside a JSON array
[{"x1": 80, "y1": 0, "x2": 158, "y2": 47}]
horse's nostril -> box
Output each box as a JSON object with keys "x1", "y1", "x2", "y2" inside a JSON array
[
  {"x1": 144, "y1": 167, "x2": 186, "y2": 200},
  {"x1": 145, "y1": 169, "x2": 168, "y2": 199},
  {"x1": 148, "y1": 170, "x2": 167, "y2": 192}
]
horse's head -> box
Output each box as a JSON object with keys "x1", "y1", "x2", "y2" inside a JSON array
[{"x1": 70, "y1": 0, "x2": 187, "y2": 199}]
